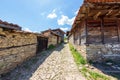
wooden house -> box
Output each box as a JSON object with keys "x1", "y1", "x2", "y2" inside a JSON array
[
  {"x1": 0, "y1": 19, "x2": 49, "y2": 74},
  {"x1": 68, "y1": 0, "x2": 120, "y2": 62}
]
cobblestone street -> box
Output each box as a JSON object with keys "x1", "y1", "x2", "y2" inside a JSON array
[{"x1": 1, "y1": 44, "x2": 85, "y2": 80}]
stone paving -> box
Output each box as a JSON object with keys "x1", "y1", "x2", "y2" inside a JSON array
[
  {"x1": 30, "y1": 44, "x2": 85, "y2": 80},
  {"x1": 1, "y1": 44, "x2": 85, "y2": 80}
]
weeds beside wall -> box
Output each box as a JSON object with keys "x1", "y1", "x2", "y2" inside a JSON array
[{"x1": 69, "y1": 43, "x2": 112, "y2": 80}]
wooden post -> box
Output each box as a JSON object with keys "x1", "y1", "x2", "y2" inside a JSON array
[
  {"x1": 85, "y1": 19, "x2": 88, "y2": 44},
  {"x1": 73, "y1": 29, "x2": 75, "y2": 44},
  {"x1": 101, "y1": 17, "x2": 104, "y2": 44},
  {"x1": 117, "y1": 20, "x2": 120, "y2": 42},
  {"x1": 85, "y1": 4, "x2": 89, "y2": 44},
  {"x1": 79, "y1": 26, "x2": 81, "y2": 45}
]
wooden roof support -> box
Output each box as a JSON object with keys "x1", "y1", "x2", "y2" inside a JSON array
[
  {"x1": 78, "y1": 25, "x2": 81, "y2": 45},
  {"x1": 85, "y1": 3, "x2": 89, "y2": 44},
  {"x1": 117, "y1": 20, "x2": 120, "y2": 42},
  {"x1": 101, "y1": 17, "x2": 105, "y2": 44},
  {"x1": 106, "y1": 10, "x2": 113, "y2": 16},
  {"x1": 73, "y1": 28, "x2": 76, "y2": 44},
  {"x1": 89, "y1": 4, "x2": 120, "y2": 10},
  {"x1": 85, "y1": 19, "x2": 88, "y2": 44},
  {"x1": 88, "y1": 10, "x2": 120, "y2": 18},
  {"x1": 99, "y1": 3, "x2": 120, "y2": 6},
  {"x1": 93, "y1": 12, "x2": 101, "y2": 20},
  {"x1": 88, "y1": 22, "x2": 117, "y2": 27}
]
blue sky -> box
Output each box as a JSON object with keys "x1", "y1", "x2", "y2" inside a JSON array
[{"x1": 0, "y1": 0, "x2": 83, "y2": 32}]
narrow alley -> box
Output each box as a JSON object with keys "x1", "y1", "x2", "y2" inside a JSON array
[{"x1": 1, "y1": 44, "x2": 85, "y2": 80}]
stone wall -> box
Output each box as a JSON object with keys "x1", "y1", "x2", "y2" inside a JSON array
[
  {"x1": 0, "y1": 28, "x2": 37, "y2": 74},
  {"x1": 74, "y1": 45, "x2": 87, "y2": 60},
  {"x1": 68, "y1": 34, "x2": 74, "y2": 45},
  {"x1": 86, "y1": 43, "x2": 120, "y2": 62},
  {"x1": 58, "y1": 37, "x2": 62, "y2": 43},
  {"x1": 72, "y1": 43, "x2": 120, "y2": 62},
  {"x1": 48, "y1": 34, "x2": 57, "y2": 47},
  {"x1": 53, "y1": 30, "x2": 64, "y2": 42}
]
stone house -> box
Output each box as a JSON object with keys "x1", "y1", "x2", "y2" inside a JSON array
[
  {"x1": 0, "y1": 20, "x2": 48, "y2": 74},
  {"x1": 42, "y1": 29, "x2": 63, "y2": 47},
  {"x1": 52, "y1": 28, "x2": 65, "y2": 42},
  {"x1": 68, "y1": 0, "x2": 120, "y2": 62}
]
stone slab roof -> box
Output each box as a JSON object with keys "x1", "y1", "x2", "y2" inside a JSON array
[
  {"x1": 84, "y1": 0, "x2": 120, "y2": 3},
  {"x1": 0, "y1": 19, "x2": 21, "y2": 30}
]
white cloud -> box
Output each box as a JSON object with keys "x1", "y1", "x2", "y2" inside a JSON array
[
  {"x1": 23, "y1": 28, "x2": 32, "y2": 32},
  {"x1": 47, "y1": 9, "x2": 57, "y2": 19},
  {"x1": 57, "y1": 15, "x2": 75, "y2": 26},
  {"x1": 47, "y1": 13, "x2": 57, "y2": 19},
  {"x1": 60, "y1": 27, "x2": 69, "y2": 31}
]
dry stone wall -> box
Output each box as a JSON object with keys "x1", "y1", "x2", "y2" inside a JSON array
[
  {"x1": 72, "y1": 43, "x2": 120, "y2": 63},
  {"x1": 68, "y1": 34, "x2": 74, "y2": 45},
  {"x1": 0, "y1": 28, "x2": 37, "y2": 74},
  {"x1": 86, "y1": 44, "x2": 120, "y2": 62},
  {"x1": 58, "y1": 37, "x2": 61, "y2": 43},
  {"x1": 48, "y1": 35, "x2": 57, "y2": 47}
]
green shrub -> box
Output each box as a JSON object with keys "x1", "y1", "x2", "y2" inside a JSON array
[{"x1": 48, "y1": 44, "x2": 55, "y2": 50}]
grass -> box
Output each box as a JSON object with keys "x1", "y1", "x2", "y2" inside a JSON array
[
  {"x1": 69, "y1": 44, "x2": 87, "y2": 65},
  {"x1": 48, "y1": 44, "x2": 55, "y2": 50},
  {"x1": 69, "y1": 43, "x2": 110, "y2": 80},
  {"x1": 81, "y1": 67, "x2": 109, "y2": 80}
]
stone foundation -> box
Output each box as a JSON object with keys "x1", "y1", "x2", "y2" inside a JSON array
[
  {"x1": 74, "y1": 43, "x2": 120, "y2": 62},
  {"x1": 0, "y1": 28, "x2": 37, "y2": 74}
]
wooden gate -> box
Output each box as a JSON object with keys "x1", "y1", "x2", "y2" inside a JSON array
[{"x1": 37, "y1": 36, "x2": 48, "y2": 52}]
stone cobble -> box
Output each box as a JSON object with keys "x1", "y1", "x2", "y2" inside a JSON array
[{"x1": 30, "y1": 44, "x2": 85, "y2": 80}]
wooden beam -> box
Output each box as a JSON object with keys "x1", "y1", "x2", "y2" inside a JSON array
[
  {"x1": 89, "y1": 4, "x2": 120, "y2": 10},
  {"x1": 117, "y1": 20, "x2": 120, "y2": 42},
  {"x1": 85, "y1": 19, "x2": 88, "y2": 44},
  {"x1": 88, "y1": 24, "x2": 117, "y2": 27},
  {"x1": 73, "y1": 30, "x2": 75, "y2": 44},
  {"x1": 79, "y1": 26, "x2": 81, "y2": 45},
  {"x1": 93, "y1": 12, "x2": 101, "y2": 20},
  {"x1": 106, "y1": 10, "x2": 113, "y2": 16},
  {"x1": 87, "y1": 3, "x2": 120, "y2": 8},
  {"x1": 88, "y1": 10, "x2": 119, "y2": 17},
  {"x1": 101, "y1": 18, "x2": 104, "y2": 44},
  {"x1": 86, "y1": 17, "x2": 120, "y2": 21}
]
